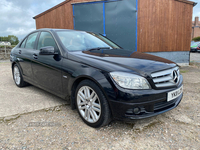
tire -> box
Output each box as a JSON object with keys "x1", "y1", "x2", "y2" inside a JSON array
[
  {"x1": 75, "y1": 80, "x2": 111, "y2": 128},
  {"x1": 12, "y1": 64, "x2": 28, "y2": 87}
]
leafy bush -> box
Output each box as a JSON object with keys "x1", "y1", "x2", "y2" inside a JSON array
[
  {"x1": 192, "y1": 36, "x2": 200, "y2": 42},
  {"x1": 0, "y1": 45, "x2": 5, "y2": 48},
  {"x1": 0, "y1": 45, "x2": 16, "y2": 48}
]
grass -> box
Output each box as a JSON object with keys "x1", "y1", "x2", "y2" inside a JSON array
[
  {"x1": 180, "y1": 70, "x2": 188, "y2": 73},
  {"x1": 0, "y1": 45, "x2": 16, "y2": 48}
]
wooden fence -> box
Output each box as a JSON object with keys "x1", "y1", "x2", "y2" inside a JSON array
[{"x1": 0, "y1": 46, "x2": 12, "y2": 60}]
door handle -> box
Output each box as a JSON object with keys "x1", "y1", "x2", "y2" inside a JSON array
[
  {"x1": 33, "y1": 53, "x2": 38, "y2": 59},
  {"x1": 19, "y1": 50, "x2": 21, "y2": 54}
]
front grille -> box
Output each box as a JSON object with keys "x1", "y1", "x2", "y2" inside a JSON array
[{"x1": 151, "y1": 67, "x2": 180, "y2": 88}]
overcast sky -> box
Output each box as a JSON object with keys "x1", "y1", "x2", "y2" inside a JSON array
[
  {"x1": 193, "y1": 0, "x2": 200, "y2": 19},
  {"x1": 0, "y1": 0, "x2": 200, "y2": 40}
]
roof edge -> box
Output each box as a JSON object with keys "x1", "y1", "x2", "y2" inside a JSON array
[
  {"x1": 71, "y1": 0, "x2": 105, "y2": 5},
  {"x1": 175, "y1": 0, "x2": 197, "y2": 6},
  {"x1": 33, "y1": 0, "x2": 198, "y2": 19},
  {"x1": 33, "y1": 0, "x2": 72, "y2": 19}
]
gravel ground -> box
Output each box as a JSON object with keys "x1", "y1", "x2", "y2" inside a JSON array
[{"x1": 0, "y1": 59, "x2": 200, "y2": 149}]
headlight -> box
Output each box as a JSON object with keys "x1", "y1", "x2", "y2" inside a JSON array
[{"x1": 110, "y1": 72, "x2": 151, "y2": 89}]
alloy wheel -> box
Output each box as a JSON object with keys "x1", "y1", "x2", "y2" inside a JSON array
[
  {"x1": 77, "y1": 86, "x2": 101, "y2": 123},
  {"x1": 14, "y1": 66, "x2": 21, "y2": 85}
]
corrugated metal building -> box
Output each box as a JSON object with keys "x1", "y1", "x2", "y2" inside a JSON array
[{"x1": 33, "y1": 0, "x2": 196, "y2": 65}]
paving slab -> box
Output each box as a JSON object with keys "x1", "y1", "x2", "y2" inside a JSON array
[{"x1": 0, "y1": 61, "x2": 67, "y2": 118}]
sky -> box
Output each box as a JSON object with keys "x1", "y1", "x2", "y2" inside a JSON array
[
  {"x1": 0, "y1": 0, "x2": 200, "y2": 41},
  {"x1": 193, "y1": 0, "x2": 200, "y2": 18},
  {"x1": 0, "y1": 0, "x2": 64, "y2": 40}
]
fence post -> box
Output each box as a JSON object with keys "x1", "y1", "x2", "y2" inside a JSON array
[{"x1": 5, "y1": 45, "x2": 7, "y2": 57}]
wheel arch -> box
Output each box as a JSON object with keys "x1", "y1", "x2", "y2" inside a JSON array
[
  {"x1": 11, "y1": 62, "x2": 16, "y2": 69},
  {"x1": 70, "y1": 75, "x2": 112, "y2": 112},
  {"x1": 11, "y1": 61, "x2": 22, "y2": 75}
]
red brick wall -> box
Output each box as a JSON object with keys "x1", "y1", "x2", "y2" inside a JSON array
[
  {"x1": 191, "y1": 17, "x2": 200, "y2": 39},
  {"x1": 192, "y1": 27, "x2": 200, "y2": 39}
]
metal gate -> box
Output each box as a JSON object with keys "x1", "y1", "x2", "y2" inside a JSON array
[{"x1": 72, "y1": 0, "x2": 138, "y2": 52}]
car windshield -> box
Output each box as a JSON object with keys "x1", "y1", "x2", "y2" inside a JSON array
[
  {"x1": 56, "y1": 30, "x2": 120, "y2": 51},
  {"x1": 191, "y1": 42, "x2": 200, "y2": 46}
]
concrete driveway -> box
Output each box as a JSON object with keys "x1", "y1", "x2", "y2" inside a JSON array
[
  {"x1": 190, "y1": 52, "x2": 200, "y2": 63},
  {"x1": 0, "y1": 61, "x2": 67, "y2": 119}
]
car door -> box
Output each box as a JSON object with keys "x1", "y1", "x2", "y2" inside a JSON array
[
  {"x1": 15, "y1": 32, "x2": 39, "y2": 82},
  {"x1": 31, "y1": 31, "x2": 63, "y2": 95}
]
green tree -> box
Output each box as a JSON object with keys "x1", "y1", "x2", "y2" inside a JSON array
[
  {"x1": 192, "y1": 36, "x2": 200, "y2": 42},
  {"x1": 7, "y1": 35, "x2": 19, "y2": 45},
  {"x1": 0, "y1": 35, "x2": 19, "y2": 45},
  {"x1": 0, "y1": 36, "x2": 8, "y2": 41}
]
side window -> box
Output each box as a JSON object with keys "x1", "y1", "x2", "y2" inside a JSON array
[
  {"x1": 20, "y1": 38, "x2": 27, "y2": 48},
  {"x1": 37, "y1": 32, "x2": 58, "y2": 50},
  {"x1": 25, "y1": 32, "x2": 38, "y2": 49}
]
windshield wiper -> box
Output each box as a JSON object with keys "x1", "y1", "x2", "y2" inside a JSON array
[{"x1": 87, "y1": 47, "x2": 110, "y2": 51}]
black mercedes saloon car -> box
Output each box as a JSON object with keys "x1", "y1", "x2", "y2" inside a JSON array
[{"x1": 10, "y1": 29, "x2": 183, "y2": 128}]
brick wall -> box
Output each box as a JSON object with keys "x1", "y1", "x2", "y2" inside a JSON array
[
  {"x1": 193, "y1": 27, "x2": 200, "y2": 39},
  {"x1": 192, "y1": 17, "x2": 200, "y2": 39}
]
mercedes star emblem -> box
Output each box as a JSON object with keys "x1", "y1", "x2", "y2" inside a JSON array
[{"x1": 173, "y1": 70, "x2": 178, "y2": 84}]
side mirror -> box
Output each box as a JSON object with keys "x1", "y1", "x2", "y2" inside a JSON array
[{"x1": 39, "y1": 46, "x2": 56, "y2": 55}]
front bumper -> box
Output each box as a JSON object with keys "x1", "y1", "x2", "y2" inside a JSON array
[
  {"x1": 108, "y1": 76, "x2": 183, "y2": 122},
  {"x1": 190, "y1": 48, "x2": 197, "y2": 52},
  {"x1": 109, "y1": 93, "x2": 182, "y2": 121}
]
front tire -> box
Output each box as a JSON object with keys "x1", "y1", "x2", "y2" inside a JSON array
[
  {"x1": 12, "y1": 64, "x2": 28, "y2": 87},
  {"x1": 75, "y1": 80, "x2": 111, "y2": 128}
]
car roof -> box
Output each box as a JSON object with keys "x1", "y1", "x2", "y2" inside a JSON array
[{"x1": 35, "y1": 28, "x2": 85, "y2": 32}]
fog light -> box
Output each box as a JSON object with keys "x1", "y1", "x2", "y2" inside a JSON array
[{"x1": 133, "y1": 107, "x2": 141, "y2": 115}]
